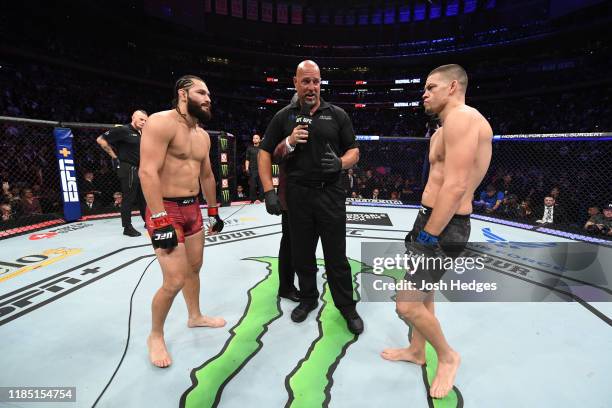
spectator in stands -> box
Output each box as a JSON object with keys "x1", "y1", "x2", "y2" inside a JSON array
[
  {"x1": 474, "y1": 184, "x2": 504, "y2": 213},
  {"x1": 390, "y1": 191, "x2": 399, "y2": 200},
  {"x1": 400, "y1": 178, "x2": 417, "y2": 203},
  {"x1": 497, "y1": 173, "x2": 515, "y2": 196},
  {"x1": 499, "y1": 194, "x2": 520, "y2": 219},
  {"x1": 236, "y1": 184, "x2": 247, "y2": 199},
  {"x1": 518, "y1": 198, "x2": 535, "y2": 221},
  {"x1": 80, "y1": 171, "x2": 101, "y2": 197},
  {"x1": 371, "y1": 188, "x2": 380, "y2": 200},
  {"x1": 587, "y1": 204, "x2": 612, "y2": 235},
  {"x1": 20, "y1": 188, "x2": 42, "y2": 215},
  {"x1": 584, "y1": 206, "x2": 603, "y2": 232},
  {"x1": 602, "y1": 204, "x2": 612, "y2": 236},
  {"x1": 82, "y1": 192, "x2": 101, "y2": 215},
  {"x1": 535, "y1": 196, "x2": 566, "y2": 226},
  {"x1": 111, "y1": 191, "x2": 123, "y2": 209},
  {"x1": 1, "y1": 202, "x2": 13, "y2": 221},
  {"x1": 343, "y1": 168, "x2": 357, "y2": 195}
]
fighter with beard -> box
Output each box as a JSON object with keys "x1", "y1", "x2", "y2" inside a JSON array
[{"x1": 139, "y1": 75, "x2": 226, "y2": 368}]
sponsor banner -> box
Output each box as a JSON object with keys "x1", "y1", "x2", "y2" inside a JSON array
[
  {"x1": 346, "y1": 198, "x2": 403, "y2": 205},
  {"x1": 346, "y1": 212, "x2": 393, "y2": 226},
  {"x1": 215, "y1": 0, "x2": 228, "y2": 15},
  {"x1": 53, "y1": 128, "x2": 81, "y2": 221},
  {"x1": 261, "y1": 1, "x2": 273, "y2": 22},
  {"x1": 205, "y1": 224, "x2": 279, "y2": 245},
  {"x1": 219, "y1": 137, "x2": 228, "y2": 151},
  {"x1": 0, "y1": 248, "x2": 82, "y2": 283},
  {"x1": 231, "y1": 0, "x2": 243, "y2": 17},
  {"x1": 277, "y1": 3, "x2": 288, "y2": 23},
  {"x1": 221, "y1": 189, "x2": 231, "y2": 203},
  {"x1": 246, "y1": 0, "x2": 258, "y2": 20},
  {"x1": 28, "y1": 223, "x2": 93, "y2": 240}
]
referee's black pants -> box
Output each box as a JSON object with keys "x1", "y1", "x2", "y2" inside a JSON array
[
  {"x1": 286, "y1": 180, "x2": 356, "y2": 313},
  {"x1": 117, "y1": 162, "x2": 146, "y2": 228},
  {"x1": 278, "y1": 210, "x2": 298, "y2": 295},
  {"x1": 248, "y1": 171, "x2": 264, "y2": 202}
]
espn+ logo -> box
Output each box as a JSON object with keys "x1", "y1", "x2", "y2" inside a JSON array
[{"x1": 59, "y1": 159, "x2": 79, "y2": 203}]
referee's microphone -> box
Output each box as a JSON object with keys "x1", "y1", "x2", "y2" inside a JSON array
[{"x1": 294, "y1": 101, "x2": 313, "y2": 152}]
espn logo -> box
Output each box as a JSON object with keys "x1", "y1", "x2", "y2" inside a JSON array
[
  {"x1": 154, "y1": 232, "x2": 174, "y2": 240},
  {"x1": 59, "y1": 159, "x2": 79, "y2": 203}
]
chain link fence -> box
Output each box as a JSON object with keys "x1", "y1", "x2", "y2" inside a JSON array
[
  {"x1": 350, "y1": 133, "x2": 611, "y2": 241},
  {"x1": 1, "y1": 114, "x2": 609, "y2": 242},
  {"x1": 0, "y1": 116, "x2": 235, "y2": 239}
]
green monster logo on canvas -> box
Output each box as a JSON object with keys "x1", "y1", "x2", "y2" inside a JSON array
[{"x1": 180, "y1": 257, "x2": 462, "y2": 408}]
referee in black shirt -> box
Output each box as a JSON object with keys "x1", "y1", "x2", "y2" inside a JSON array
[
  {"x1": 258, "y1": 60, "x2": 363, "y2": 335},
  {"x1": 96, "y1": 110, "x2": 148, "y2": 236}
]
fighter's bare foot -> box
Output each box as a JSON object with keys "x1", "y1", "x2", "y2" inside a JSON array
[
  {"x1": 430, "y1": 350, "x2": 461, "y2": 399},
  {"x1": 380, "y1": 347, "x2": 426, "y2": 365},
  {"x1": 147, "y1": 335, "x2": 172, "y2": 368},
  {"x1": 187, "y1": 315, "x2": 226, "y2": 328}
]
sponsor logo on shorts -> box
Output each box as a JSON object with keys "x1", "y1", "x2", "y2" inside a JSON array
[
  {"x1": 220, "y1": 153, "x2": 228, "y2": 163},
  {"x1": 346, "y1": 212, "x2": 393, "y2": 226},
  {"x1": 222, "y1": 190, "x2": 230, "y2": 202},
  {"x1": 272, "y1": 164, "x2": 279, "y2": 176}
]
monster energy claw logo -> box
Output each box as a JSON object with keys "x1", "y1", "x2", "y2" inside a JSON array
[
  {"x1": 222, "y1": 189, "x2": 230, "y2": 202},
  {"x1": 220, "y1": 138, "x2": 228, "y2": 151},
  {"x1": 221, "y1": 164, "x2": 229, "y2": 177},
  {"x1": 272, "y1": 164, "x2": 279, "y2": 176}
]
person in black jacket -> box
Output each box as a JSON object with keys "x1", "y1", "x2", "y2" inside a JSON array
[{"x1": 97, "y1": 110, "x2": 148, "y2": 236}]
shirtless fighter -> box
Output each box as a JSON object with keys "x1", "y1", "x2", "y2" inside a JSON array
[
  {"x1": 139, "y1": 75, "x2": 226, "y2": 368},
  {"x1": 381, "y1": 64, "x2": 493, "y2": 398}
]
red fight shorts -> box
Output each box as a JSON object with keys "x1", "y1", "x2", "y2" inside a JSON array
[{"x1": 145, "y1": 196, "x2": 203, "y2": 244}]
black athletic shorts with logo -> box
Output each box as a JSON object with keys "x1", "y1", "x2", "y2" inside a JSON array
[{"x1": 404, "y1": 205, "x2": 471, "y2": 291}]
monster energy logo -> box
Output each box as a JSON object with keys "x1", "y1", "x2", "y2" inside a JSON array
[
  {"x1": 221, "y1": 164, "x2": 229, "y2": 177},
  {"x1": 221, "y1": 189, "x2": 230, "y2": 202},
  {"x1": 272, "y1": 164, "x2": 279, "y2": 176},
  {"x1": 219, "y1": 137, "x2": 228, "y2": 151}
]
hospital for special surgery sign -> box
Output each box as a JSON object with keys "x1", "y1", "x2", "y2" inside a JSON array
[{"x1": 346, "y1": 212, "x2": 393, "y2": 226}]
